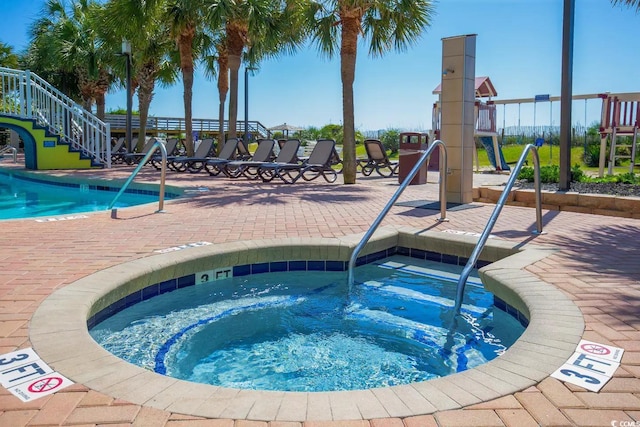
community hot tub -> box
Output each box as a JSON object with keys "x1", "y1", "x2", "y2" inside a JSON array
[{"x1": 30, "y1": 226, "x2": 584, "y2": 421}]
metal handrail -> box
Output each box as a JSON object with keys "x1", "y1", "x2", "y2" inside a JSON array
[
  {"x1": 108, "y1": 140, "x2": 167, "y2": 217},
  {"x1": 0, "y1": 146, "x2": 17, "y2": 163},
  {"x1": 453, "y1": 143, "x2": 543, "y2": 314},
  {"x1": 347, "y1": 140, "x2": 448, "y2": 290}
]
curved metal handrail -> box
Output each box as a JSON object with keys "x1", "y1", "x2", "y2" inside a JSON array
[
  {"x1": 453, "y1": 143, "x2": 543, "y2": 313},
  {"x1": 0, "y1": 146, "x2": 17, "y2": 163},
  {"x1": 347, "y1": 140, "x2": 448, "y2": 290},
  {"x1": 108, "y1": 140, "x2": 167, "y2": 216}
]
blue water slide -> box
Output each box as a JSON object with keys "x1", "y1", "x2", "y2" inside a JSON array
[{"x1": 478, "y1": 136, "x2": 510, "y2": 171}]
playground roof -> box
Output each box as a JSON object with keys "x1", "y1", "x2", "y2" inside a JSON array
[{"x1": 432, "y1": 76, "x2": 498, "y2": 98}]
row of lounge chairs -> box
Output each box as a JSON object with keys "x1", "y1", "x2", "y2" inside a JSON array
[{"x1": 111, "y1": 136, "x2": 398, "y2": 182}]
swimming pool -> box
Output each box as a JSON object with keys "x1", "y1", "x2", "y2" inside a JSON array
[
  {"x1": 90, "y1": 255, "x2": 525, "y2": 392},
  {"x1": 0, "y1": 168, "x2": 180, "y2": 220}
]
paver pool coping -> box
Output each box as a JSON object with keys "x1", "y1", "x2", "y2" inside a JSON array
[{"x1": 29, "y1": 225, "x2": 585, "y2": 422}]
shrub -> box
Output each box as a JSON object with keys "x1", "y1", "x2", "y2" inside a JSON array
[
  {"x1": 379, "y1": 129, "x2": 400, "y2": 153},
  {"x1": 583, "y1": 144, "x2": 600, "y2": 167},
  {"x1": 518, "y1": 164, "x2": 577, "y2": 183}
]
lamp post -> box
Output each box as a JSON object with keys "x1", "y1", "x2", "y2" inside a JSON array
[
  {"x1": 244, "y1": 66, "x2": 257, "y2": 142},
  {"x1": 122, "y1": 40, "x2": 133, "y2": 153}
]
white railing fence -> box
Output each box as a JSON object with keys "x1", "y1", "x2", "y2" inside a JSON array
[{"x1": 0, "y1": 67, "x2": 111, "y2": 167}]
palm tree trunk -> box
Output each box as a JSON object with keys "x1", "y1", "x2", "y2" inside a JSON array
[
  {"x1": 137, "y1": 86, "x2": 154, "y2": 152},
  {"x1": 227, "y1": 54, "x2": 241, "y2": 140},
  {"x1": 340, "y1": 17, "x2": 359, "y2": 184},
  {"x1": 217, "y1": 48, "x2": 229, "y2": 155},
  {"x1": 178, "y1": 30, "x2": 195, "y2": 157},
  {"x1": 95, "y1": 92, "x2": 106, "y2": 121},
  {"x1": 137, "y1": 61, "x2": 157, "y2": 152}
]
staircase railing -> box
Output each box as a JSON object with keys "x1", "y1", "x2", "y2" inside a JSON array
[
  {"x1": 453, "y1": 143, "x2": 543, "y2": 314},
  {"x1": 0, "y1": 67, "x2": 111, "y2": 167}
]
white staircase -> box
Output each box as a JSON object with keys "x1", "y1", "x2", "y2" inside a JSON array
[{"x1": 0, "y1": 67, "x2": 111, "y2": 167}]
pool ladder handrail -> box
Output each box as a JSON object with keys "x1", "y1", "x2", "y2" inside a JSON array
[
  {"x1": 108, "y1": 140, "x2": 167, "y2": 217},
  {"x1": 453, "y1": 143, "x2": 543, "y2": 314},
  {"x1": 347, "y1": 140, "x2": 449, "y2": 289},
  {"x1": 0, "y1": 146, "x2": 17, "y2": 163}
]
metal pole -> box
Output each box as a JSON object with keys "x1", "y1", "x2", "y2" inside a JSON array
[
  {"x1": 244, "y1": 67, "x2": 249, "y2": 141},
  {"x1": 559, "y1": 0, "x2": 575, "y2": 190}
]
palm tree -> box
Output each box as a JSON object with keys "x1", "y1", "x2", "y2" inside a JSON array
[
  {"x1": 200, "y1": 36, "x2": 227, "y2": 155},
  {"x1": 0, "y1": 42, "x2": 20, "y2": 69},
  {"x1": 611, "y1": 0, "x2": 640, "y2": 10},
  {"x1": 208, "y1": 0, "x2": 309, "y2": 141},
  {"x1": 29, "y1": 0, "x2": 113, "y2": 119},
  {"x1": 308, "y1": 0, "x2": 434, "y2": 184},
  {"x1": 101, "y1": 0, "x2": 177, "y2": 151},
  {"x1": 163, "y1": 0, "x2": 210, "y2": 157}
]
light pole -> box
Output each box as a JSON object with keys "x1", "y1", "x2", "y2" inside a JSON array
[
  {"x1": 122, "y1": 40, "x2": 133, "y2": 153},
  {"x1": 244, "y1": 66, "x2": 257, "y2": 142}
]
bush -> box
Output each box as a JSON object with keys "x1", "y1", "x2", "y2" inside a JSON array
[
  {"x1": 518, "y1": 164, "x2": 590, "y2": 184},
  {"x1": 583, "y1": 143, "x2": 600, "y2": 167},
  {"x1": 379, "y1": 129, "x2": 400, "y2": 153}
]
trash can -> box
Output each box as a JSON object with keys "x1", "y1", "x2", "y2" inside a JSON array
[{"x1": 398, "y1": 132, "x2": 429, "y2": 185}]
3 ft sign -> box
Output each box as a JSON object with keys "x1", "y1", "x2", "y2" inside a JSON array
[
  {"x1": 551, "y1": 339, "x2": 624, "y2": 392},
  {"x1": 0, "y1": 348, "x2": 73, "y2": 402}
]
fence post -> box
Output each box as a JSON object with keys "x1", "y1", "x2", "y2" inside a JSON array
[{"x1": 24, "y1": 70, "x2": 32, "y2": 118}]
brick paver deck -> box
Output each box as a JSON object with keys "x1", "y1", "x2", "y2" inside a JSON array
[{"x1": 0, "y1": 162, "x2": 639, "y2": 426}]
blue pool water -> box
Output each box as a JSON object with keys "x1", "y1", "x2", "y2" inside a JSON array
[
  {"x1": 0, "y1": 170, "x2": 174, "y2": 220},
  {"x1": 90, "y1": 256, "x2": 526, "y2": 392}
]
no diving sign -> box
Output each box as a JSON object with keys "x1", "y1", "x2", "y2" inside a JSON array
[
  {"x1": 11, "y1": 374, "x2": 74, "y2": 402},
  {"x1": 551, "y1": 340, "x2": 624, "y2": 392},
  {"x1": 0, "y1": 348, "x2": 74, "y2": 402}
]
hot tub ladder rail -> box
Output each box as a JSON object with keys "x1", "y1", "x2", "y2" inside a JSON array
[
  {"x1": 347, "y1": 140, "x2": 449, "y2": 291},
  {"x1": 453, "y1": 143, "x2": 544, "y2": 314}
]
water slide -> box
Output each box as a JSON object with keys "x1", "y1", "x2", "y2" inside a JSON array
[{"x1": 478, "y1": 136, "x2": 510, "y2": 171}]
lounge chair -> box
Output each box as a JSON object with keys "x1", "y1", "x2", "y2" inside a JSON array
[
  {"x1": 167, "y1": 138, "x2": 215, "y2": 172},
  {"x1": 110, "y1": 137, "x2": 126, "y2": 164},
  {"x1": 278, "y1": 139, "x2": 302, "y2": 163},
  {"x1": 203, "y1": 138, "x2": 240, "y2": 176},
  {"x1": 123, "y1": 137, "x2": 161, "y2": 165},
  {"x1": 112, "y1": 137, "x2": 138, "y2": 164},
  {"x1": 258, "y1": 139, "x2": 337, "y2": 184},
  {"x1": 243, "y1": 139, "x2": 301, "y2": 183},
  {"x1": 317, "y1": 138, "x2": 343, "y2": 173},
  {"x1": 223, "y1": 139, "x2": 276, "y2": 179},
  {"x1": 359, "y1": 139, "x2": 399, "y2": 177},
  {"x1": 149, "y1": 137, "x2": 181, "y2": 170},
  {"x1": 236, "y1": 138, "x2": 252, "y2": 160}
]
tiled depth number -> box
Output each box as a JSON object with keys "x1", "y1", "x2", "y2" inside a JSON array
[{"x1": 196, "y1": 267, "x2": 233, "y2": 284}]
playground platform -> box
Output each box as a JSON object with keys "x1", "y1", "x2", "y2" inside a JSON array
[{"x1": 0, "y1": 162, "x2": 639, "y2": 426}]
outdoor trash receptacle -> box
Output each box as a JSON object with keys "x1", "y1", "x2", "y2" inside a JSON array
[{"x1": 398, "y1": 132, "x2": 429, "y2": 185}]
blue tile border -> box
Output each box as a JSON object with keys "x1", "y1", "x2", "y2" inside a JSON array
[{"x1": 87, "y1": 246, "x2": 525, "y2": 329}]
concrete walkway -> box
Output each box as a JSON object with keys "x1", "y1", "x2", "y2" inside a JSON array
[{"x1": 0, "y1": 163, "x2": 639, "y2": 427}]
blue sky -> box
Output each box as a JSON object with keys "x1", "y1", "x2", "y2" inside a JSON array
[{"x1": 2, "y1": 0, "x2": 639, "y2": 131}]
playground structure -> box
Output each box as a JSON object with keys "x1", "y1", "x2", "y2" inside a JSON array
[
  {"x1": 598, "y1": 92, "x2": 640, "y2": 176},
  {"x1": 434, "y1": 86, "x2": 640, "y2": 177},
  {"x1": 432, "y1": 76, "x2": 510, "y2": 172},
  {"x1": 0, "y1": 67, "x2": 111, "y2": 170}
]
